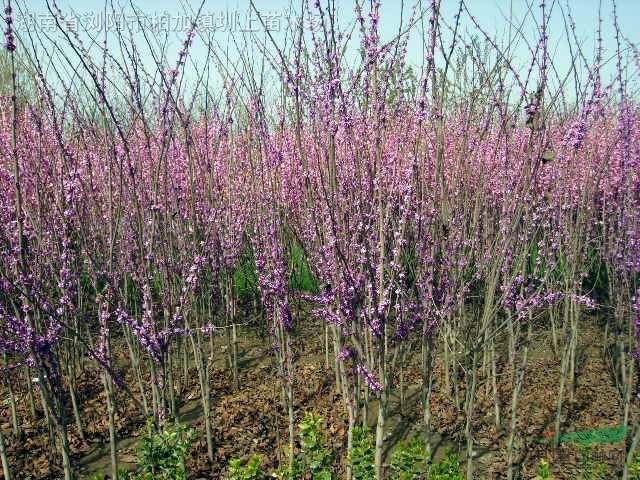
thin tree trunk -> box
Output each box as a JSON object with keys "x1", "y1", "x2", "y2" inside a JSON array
[
  {"x1": 422, "y1": 332, "x2": 435, "y2": 453},
  {"x1": 623, "y1": 421, "x2": 640, "y2": 480},
  {"x1": 231, "y1": 323, "x2": 239, "y2": 389},
  {"x1": 3, "y1": 353, "x2": 21, "y2": 436},
  {"x1": 25, "y1": 367, "x2": 38, "y2": 420},
  {"x1": 102, "y1": 372, "x2": 119, "y2": 480},
  {"x1": 0, "y1": 427, "x2": 11, "y2": 480},
  {"x1": 68, "y1": 361, "x2": 84, "y2": 441},
  {"x1": 490, "y1": 338, "x2": 501, "y2": 428},
  {"x1": 465, "y1": 349, "x2": 479, "y2": 480},
  {"x1": 374, "y1": 389, "x2": 388, "y2": 480},
  {"x1": 507, "y1": 321, "x2": 531, "y2": 480}
]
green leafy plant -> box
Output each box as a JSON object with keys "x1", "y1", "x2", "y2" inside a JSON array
[
  {"x1": 287, "y1": 241, "x2": 318, "y2": 293},
  {"x1": 298, "y1": 413, "x2": 333, "y2": 480},
  {"x1": 348, "y1": 426, "x2": 375, "y2": 480},
  {"x1": 132, "y1": 422, "x2": 196, "y2": 480},
  {"x1": 576, "y1": 443, "x2": 607, "y2": 480},
  {"x1": 390, "y1": 438, "x2": 431, "y2": 480},
  {"x1": 273, "y1": 449, "x2": 304, "y2": 480},
  {"x1": 429, "y1": 449, "x2": 464, "y2": 480},
  {"x1": 629, "y1": 451, "x2": 640, "y2": 480},
  {"x1": 275, "y1": 413, "x2": 333, "y2": 480},
  {"x1": 91, "y1": 468, "x2": 131, "y2": 480},
  {"x1": 534, "y1": 458, "x2": 554, "y2": 479},
  {"x1": 229, "y1": 454, "x2": 266, "y2": 480}
]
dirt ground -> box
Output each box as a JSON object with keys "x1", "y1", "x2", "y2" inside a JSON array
[{"x1": 0, "y1": 314, "x2": 630, "y2": 479}]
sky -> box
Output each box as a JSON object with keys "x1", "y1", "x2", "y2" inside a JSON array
[{"x1": 7, "y1": 0, "x2": 640, "y2": 98}]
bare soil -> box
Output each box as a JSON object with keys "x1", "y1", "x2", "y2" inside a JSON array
[{"x1": 0, "y1": 314, "x2": 628, "y2": 479}]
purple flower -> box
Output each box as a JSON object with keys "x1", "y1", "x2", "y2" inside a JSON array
[
  {"x1": 357, "y1": 364, "x2": 383, "y2": 392},
  {"x1": 279, "y1": 302, "x2": 292, "y2": 332},
  {"x1": 337, "y1": 347, "x2": 356, "y2": 361},
  {"x1": 3, "y1": 2, "x2": 15, "y2": 52}
]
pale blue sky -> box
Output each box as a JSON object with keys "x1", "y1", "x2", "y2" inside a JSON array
[{"x1": 10, "y1": 1, "x2": 640, "y2": 98}]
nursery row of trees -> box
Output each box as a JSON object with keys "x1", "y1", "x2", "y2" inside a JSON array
[{"x1": 0, "y1": 0, "x2": 639, "y2": 478}]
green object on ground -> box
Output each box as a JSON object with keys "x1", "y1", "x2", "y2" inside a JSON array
[{"x1": 537, "y1": 425, "x2": 628, "y2": 444}]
